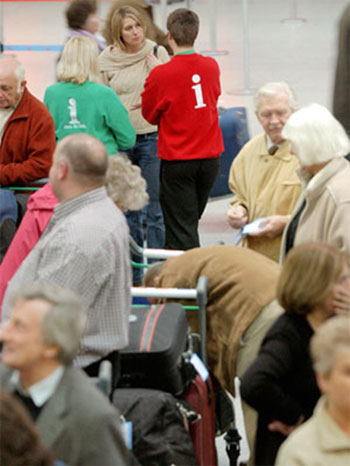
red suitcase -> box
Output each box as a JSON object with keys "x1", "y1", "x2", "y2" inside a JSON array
[{"x1": 182, "y1": 374, "x2": 218, "y2": 466}]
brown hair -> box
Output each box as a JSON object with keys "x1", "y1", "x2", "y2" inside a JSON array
[
  {"x1": 166, "y1": 8, "x2": 199, "y2": 46},
  {"x1": 107, "y1": 6, "x2": 145, "y2": 50},
  {"x1": 65, "y1": 0, "x2": 97, "y2": 30},
  {"x1": 143, "y1": 261, "x2": 165, "y2": 287},
  {"x1": 0, "y1": 391, "x2": 54, "y2": 465},
  {"x1": 277, "y1": 242, "x2": 347, "y2": 315}
]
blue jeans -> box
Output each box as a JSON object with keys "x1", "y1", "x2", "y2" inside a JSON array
[
  {"x1": 0, "y1": 188, "x2": 18, "y2": 223},
  {"x1": 125, "y1": 132, "x2": 165, "y2": 283}
]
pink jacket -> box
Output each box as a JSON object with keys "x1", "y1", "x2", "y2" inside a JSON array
[{"x1": 0, "y1": 183, "x2": 57, "y2": 315}]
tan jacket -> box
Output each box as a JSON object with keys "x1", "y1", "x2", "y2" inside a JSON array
[
  {"x1": 99, "y1": 39, "x2": 169, "y2": 134},
  {"x1": 281, "y1": 157, "x2": 350, "y2": 263},
  {"x1": 229, "y1": 134, "x2": 301, "y2": 262},
  {"x1": 158, "y1": 245, "x2": 281, "y2": 393},
  {"x1": 276, "y1": 397, "x2": 350, "y2": 466}
]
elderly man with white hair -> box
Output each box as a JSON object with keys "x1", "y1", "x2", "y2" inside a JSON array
[
  {"x1": 0, "y1": 57, "x2": 55, "y2": 187},
  {"x1": 227, "y1": 81, "x2": 301, "y2": 262},
  {"x1": 0, "y1": 58, "x2": 55, "y2": 258},
  {"x1": 0, "y1": 281, "x2": 129, "y2": 466},
  {"x1": 280, "y1": 103, "x2": 350, "y2": 262}
]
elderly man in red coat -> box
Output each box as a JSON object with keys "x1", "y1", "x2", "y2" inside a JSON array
[{"x1": 0, "y1": 57, "x2": 55, "y2": 259}]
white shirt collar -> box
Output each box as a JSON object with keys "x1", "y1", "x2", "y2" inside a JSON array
[
  {"x1": 10, "y1": 366, "x2": 64, "y2": 407},
  {"x1": 266, "y1": 134, "x2": 282, "y2": 150}
]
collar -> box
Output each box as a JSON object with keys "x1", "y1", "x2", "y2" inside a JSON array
[
  {"x1": 175, "y1": 49, "x2": 195, "y2": 55},
  {"x1": 297, "y1": 157, "x2": 347, "y2": 198},
  {"x1": 259, "y1": 135, "x2": 291, "y2": 160},
  {"x1": 265, "y1": 134, "x2": 282, "y2": 151},
  {"x1": 10, "y1": 366, "x2": 64, "y2": 407},
  {"x1": 52, "y1": 187, "x2": 107, "y2": 224},
  {"x1": 316, "y1": 396, "x2": 350, "y2": 451},
  {"x1": 13, "y1": 92, "x2": 23, "y2": 110}
]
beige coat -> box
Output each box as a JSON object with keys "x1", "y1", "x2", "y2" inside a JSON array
[
  {"x1": 281, "y1": 157, "x2": 350, "y2": 263},
  {"x1": 99, "y1": 39, "x2": 169, "y2": 134},
  {"x1": 158, "y1": 245, "x2": 281, "y2": 393},
  {"x1": 276, "y1": 397, "x2": 350, "y2": 466},
  {"x1": 229, "y1": 134, "x2": 301, "y2": 262}
]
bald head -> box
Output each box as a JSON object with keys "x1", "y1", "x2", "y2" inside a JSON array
[
  {"x1": 50, "y1": 134, "x2": 108, "y2": 201},
  {"x1": 0, "y1": 58, "x2": 26, "y2": 108}
]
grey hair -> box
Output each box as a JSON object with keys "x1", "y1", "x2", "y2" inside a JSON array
[
  {"x1": 9, "y1": 282, "x2": 86, "y2": 365},
  {"x1": 311, "y1": 315, "x2": 350, "y2": 375},
  {"x1": 282, "y1": 103, "x2": 350, "y2": 165},
  {"x1": 105, "y1": 154, "x2": 149, "y2": 211},
  {"x1": 254, "y1": 81, "x2": 299, "y2": 112}
]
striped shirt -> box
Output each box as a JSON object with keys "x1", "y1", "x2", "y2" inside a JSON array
[{"x1": 2, "y1": 187, "x2": 131, "y2": 367}]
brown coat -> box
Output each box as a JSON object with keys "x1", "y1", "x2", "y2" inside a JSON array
[{"x1": 158, "y1": 246, "x2": 281, "y2": 393}]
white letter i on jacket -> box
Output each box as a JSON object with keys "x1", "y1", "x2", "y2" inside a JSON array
[{"x1": 192, "y1": 74, "x2": 207, "y2": 109}]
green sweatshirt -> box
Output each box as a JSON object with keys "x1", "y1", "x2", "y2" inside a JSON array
[{"x1": 44, "y1": 81, "x2": 136, "y2": 154}]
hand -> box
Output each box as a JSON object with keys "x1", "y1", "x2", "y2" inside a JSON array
[
  {"x1": 268, "y1": 416, "x2": 303, "y2": 436},
  {"x1": 227, "y1": 205, "x2": 248, "y2": 229},
  {"x1": 146, "y1": 53, "x2": 161, "y2": 70},
  {"x1": 130, "y1": 103, "x2": 142, "y2": 111},
  {"x1": 248, "y1": 215, "x2": 289, "y2": 239}
]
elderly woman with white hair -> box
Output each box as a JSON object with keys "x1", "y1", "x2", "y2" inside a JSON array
[
  {"x1": 280, "y1": 103, "x2": 350, "y2": 262},
  {"x1": 276, "y1": 314, "x2": 350, "y2": 465}
]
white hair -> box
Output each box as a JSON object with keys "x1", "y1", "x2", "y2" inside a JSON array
[
  {"x1": 282, "y1": 103, "x2": 350, "y2": 165},
  {"x1": 14, "y1": 63, "x2": 25, "y2": 93},
  {"x1": 254, "y1": 81, "x2": 299, "y2": 112}
]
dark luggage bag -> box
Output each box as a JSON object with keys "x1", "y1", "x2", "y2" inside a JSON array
[
  {"x1": 118, "y1": 304, "x2": 192, "y2": 395},
  {"x1": 113, "y1": 388, "x2": 197, "y2": 466}
]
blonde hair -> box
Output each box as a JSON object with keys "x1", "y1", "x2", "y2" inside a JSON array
[
  {"x1": 282, "y1": 103, "x2": 350, "y2": 165},
  {"x1": 57, "y1": 36, "x2": 100, "y2": 84},
  {"x1": 311, "y1": 315, "x2": 350, "y2": 375},
  {"x1": 277, "y1": 242, "x2": 347, "y2": 315},
  {"x1": 105, "y1": 155, "x2": 149, "y2": 211},
  {"x1": 107, "y1": 6, "x2": 145, "y2": 50}
]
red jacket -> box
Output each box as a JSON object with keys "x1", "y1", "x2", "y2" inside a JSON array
[
  {"x1": 0, "y1": 88, "x2": 56, "y2": 186},
  {"x1": 142, "y1": 53, "x2": 223, "y2": 161}
]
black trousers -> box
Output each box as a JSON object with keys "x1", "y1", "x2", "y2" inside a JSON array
[{"x1": 159, "y1": 157, "x2": 220, "y2": 250}]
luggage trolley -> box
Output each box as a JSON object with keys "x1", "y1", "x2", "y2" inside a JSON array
[{"x1": 129, "y1": 237, "x2": 249, "y2": 466}]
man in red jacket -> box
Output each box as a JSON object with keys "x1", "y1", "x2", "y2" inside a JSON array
[
  {"x1": 0, "y1": 58, "x2": 55, "y2": 187},
  {"x1": 142, "y1": 8, "x2": 223, "y2": 250},
  {"x1": 0, "y1": 58, "x2": 55, "y2": 257}
]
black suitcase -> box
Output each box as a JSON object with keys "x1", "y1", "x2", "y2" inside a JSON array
[
  {"x1": 118, "y1": 304, "x2": 192, "y2": 395},
  {"x1": 113, "y1": 388, "x2": 197, "y2": 466}
]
